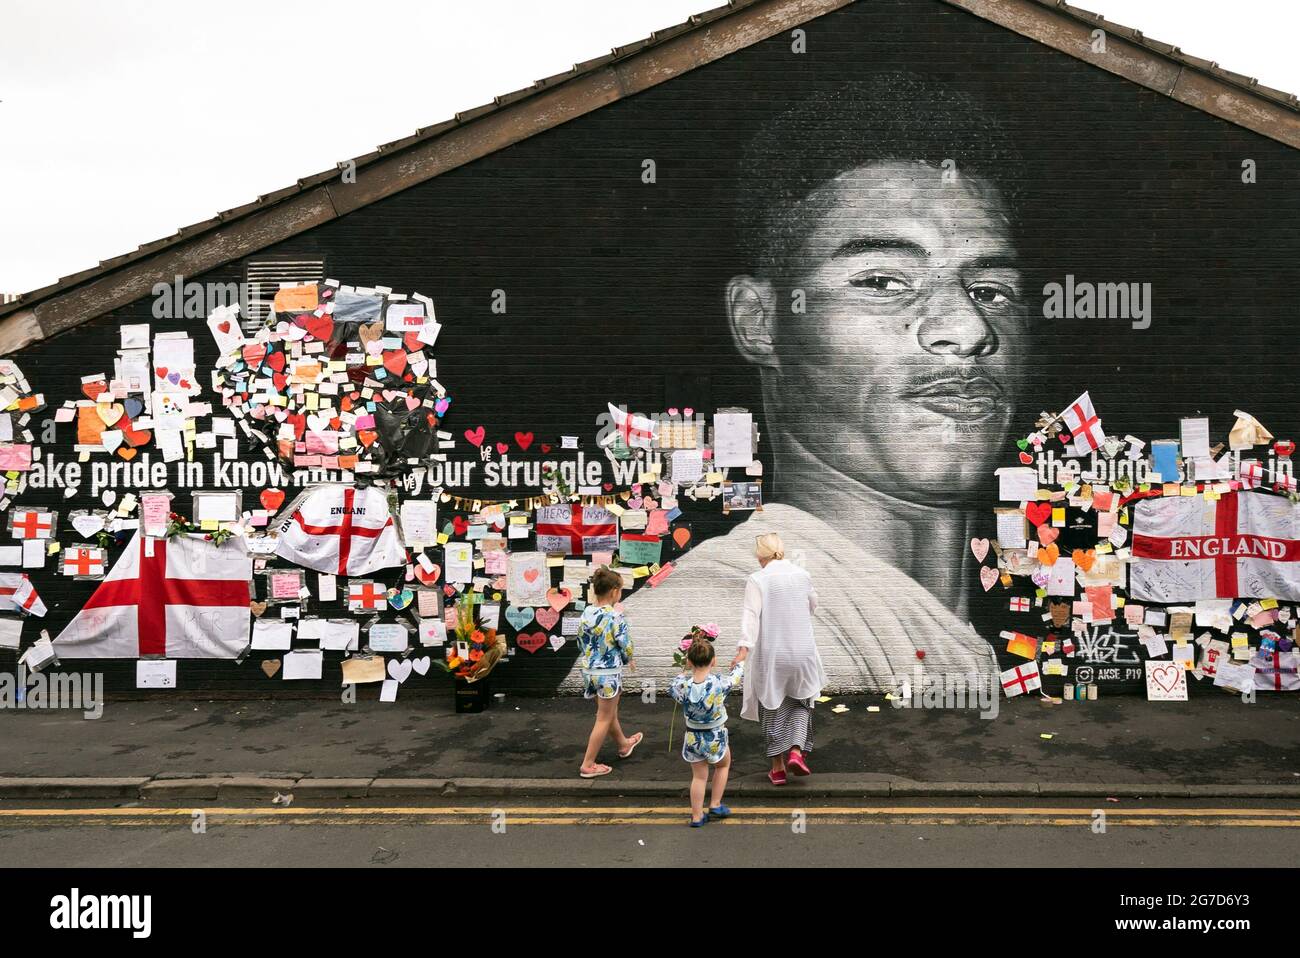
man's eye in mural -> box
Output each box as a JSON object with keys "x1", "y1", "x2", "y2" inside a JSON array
[
  {"x1": 965, "y1": 281, "x2": 1020, "y2": 309},
  {"x1": 847, "y1": 271, "x2": 911, "y2": 295}
]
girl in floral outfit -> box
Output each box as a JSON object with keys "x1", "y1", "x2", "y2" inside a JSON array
[
  {"x1": 669, "y1": 630, "x2": 744, "y2": 827},
  {"x1": 576, "y1": 567, "x2": 642, "y2": 778}
]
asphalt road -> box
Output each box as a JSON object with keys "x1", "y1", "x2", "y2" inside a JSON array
[{"x1": 2, "y1": 799, "x2": 1299, "y2": 867}]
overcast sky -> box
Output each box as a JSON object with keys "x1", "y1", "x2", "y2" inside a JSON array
[{"x1": 1, "y1": 0, "x2": 1296, "y2": 295}]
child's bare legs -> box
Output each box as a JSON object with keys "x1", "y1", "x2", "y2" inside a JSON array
[
  {"x1": 581, "y1": 695, "x2": 623, "y2": 771},
  {"x1": 709, "y1": 750, "x2": 731, "y2": 809},
  {"x1": 608, "y1": 709, "x2": 633, "y2": 752},
  {"x1": 689, "y1": 761, "x2": 709, "y2": 820}
]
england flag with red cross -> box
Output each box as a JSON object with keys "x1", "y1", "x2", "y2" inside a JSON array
[
  {"x1": 10, "y1": 509, "x2": 54, "y2": 539},
  {"x1": 535, "y1": 503, "x2": 617, "y2": 555},
  {"x1": 0, "y1": 573, "x2": 46, "y2": 616},
  {"x1": 1060, "y1": 391, "x2": 1106, "y2": 457},
  {"x1": 1000, "y1": 662, "x2": 1041, "y2": 698},
  {"x1": 53, "y1": 532, "x2": 251, "y2": 658},
  {"x1": 275, "y1": 484, "x2": 405, "y2": 576},
  {"x1": 606, "y1": 403, "x2": 657, "y2": 450},
  {"x1": 1131, "y1": 491, "x2": 1300, "y2": 601}
]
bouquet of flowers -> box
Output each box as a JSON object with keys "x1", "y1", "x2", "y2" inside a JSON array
[
  {"x1": 164, "y1": 512, "x2": 235, "y2": 546},
  {"x1": 673, "y1": 622, "x2": 720, "y2": 669},
  {"x1": 436, "y1": 589, "x2": 506, "y2": 683}
]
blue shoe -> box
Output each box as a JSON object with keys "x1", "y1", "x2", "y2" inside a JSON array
[
  {"x1": 709, "y1": 805, "x2": 732, "y2": 819},
  {"x1": 689, "y1": 815, "x2": 709, "y2": 827}
]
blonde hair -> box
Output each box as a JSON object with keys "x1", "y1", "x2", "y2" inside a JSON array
[{"x1": 755, "y1": 533, "x2": 785, "y2": 561}]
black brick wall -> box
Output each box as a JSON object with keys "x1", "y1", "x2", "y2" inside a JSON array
[{"x1": 11, "y1": 0, "x2": 1300, "y2": 697}]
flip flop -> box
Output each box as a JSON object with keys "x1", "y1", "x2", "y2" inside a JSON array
[
  {"x1": 579, "y1": 764, "x2": 612, "y2": 778},
  {"x1": 617, "y1": 732, "x2": 644, "y2": 759}
]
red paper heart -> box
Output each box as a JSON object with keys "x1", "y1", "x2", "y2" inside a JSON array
[
  {"x1": 546, "y1": 587, "x2": 572, "y2": 612},
  {"x1": 217, "y1": 320, "x2": 231, "y2": 334},
  {"x1": 121, "y1": 420, "x2": 152, "y2": 448},
  {"x1": 452, "y1": 516, "x2": 468, "y2": 536},
  {"x1": 260, "y1": 489, "x2": 286, "y2": 511},
  {"x1": 1018, "y1": 451, "x2": 1034, "y2": 465},
  {"x1": 495, "y1": 442, "x2": 509, "y2": 455},
  {"x1": 514, "y1": 431, "x2": 534, "y2": 451},
  {"x1": 515, "y1": 631, "x2": 546, "y2": 654},
  {"x1": 1025, "y1": 502, "x2": 1052, "y2": 527},
  {"x1": 382, "y1": 350, "x2": 407, "y2": 376},
  {"x1": 81, "y1": 380, "x2": 107, "y2": 401},
  {"x1": 305, "y1": 314, "x2": 334, "y2": 342},
  {"x1": 463, "y1": 426, "x2": 485, "y2": 447},
  {"x1": 241, "y1": 344, "x2": 266, "y2": 366},
  {"x1": 602, "y1": 483, "x2": 613, "y2": 492},
  {"x1": 540, "y1": 444, "x2": 552, "y2": 453},
  {"x1": 1058, "y1": 432, "x2": 1072, "y2": 444},
  {"x1": 403, "y1": 331, "x2": 422, "y2": 353},
  {"x1": 415, "y1": 563, "x2": 441, "y2": 586},
  {"x1": 264, "y1": 351, "x2": 286, "y2": 372}
]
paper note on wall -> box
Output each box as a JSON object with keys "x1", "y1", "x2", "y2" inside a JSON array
[
  {"x1": 995, "y1": 467, "x2": 1037, "y2": 502},
  {"x1": 711, "y1": 412, "x2": 753, "y2": 468}
]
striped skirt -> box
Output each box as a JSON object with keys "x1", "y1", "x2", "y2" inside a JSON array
[{"x1": 759, "y1": 697, "x2": 815, "y2": 757}]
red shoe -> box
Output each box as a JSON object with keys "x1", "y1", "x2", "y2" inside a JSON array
[
  {"x1": 768, "y1": 769, "x2": 787, "y2": 786},
  {"x1": 787, "y1": 749, "x2": 811, "y2": 776}
]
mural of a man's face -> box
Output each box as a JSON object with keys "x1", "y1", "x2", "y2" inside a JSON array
[{"x1": 728, "y1": 159, "x2": 1029, "y2": 507}]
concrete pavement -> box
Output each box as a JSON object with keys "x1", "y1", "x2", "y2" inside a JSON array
[{"x1": 1, "y1": 689, "x2": 1297, "y2": 799}]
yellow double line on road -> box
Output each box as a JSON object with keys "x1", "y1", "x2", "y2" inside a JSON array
[{"x1": 1, "y1": 806, "x2": 1299, "y2": 827}]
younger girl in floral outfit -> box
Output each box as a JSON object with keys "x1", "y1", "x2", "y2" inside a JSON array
[{"x1": 669, "y1": 628, "x2": 744, "y2": 827}]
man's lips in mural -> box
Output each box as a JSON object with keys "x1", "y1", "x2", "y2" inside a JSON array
[{"x1": 902, "y1": 373, "x2": 1005, "y2": 421}]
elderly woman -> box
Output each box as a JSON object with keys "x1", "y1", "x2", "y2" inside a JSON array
[{"x1": 731, "y1": 533, "x2": 827, "y2": 786}]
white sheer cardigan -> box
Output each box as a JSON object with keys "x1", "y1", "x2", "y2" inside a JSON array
[{"x1": 738, "y1": 558, "x2": 828, "y2": 721}]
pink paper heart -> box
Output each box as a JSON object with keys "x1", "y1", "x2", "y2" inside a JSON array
[
  {"x1": 536, "y1": 607, "x2": 561, "y2": 630},
  {"x1": 970, "y1": 537, "x2": 990, "y2": 562},
  {"x1": 979, "y1": 566, "x2": 999, "y2": 592},
  {"x1": 683, "y1": 407, "x2": 694, "y2": 417},
  {"x1": 667, "y1": 407, "x2": 679, "y2": 416},
  {"x1": 546, "y1": 587, "x2": 572, "y2": 612}
]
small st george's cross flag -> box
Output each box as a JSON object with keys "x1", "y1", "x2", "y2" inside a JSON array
[
  {"x1": 1060, "y1": 391, "x2": 1106, "y2": 457},
  {"x1": 0, "y1": 573, "x2": 46, "y2": 616},
  {"x1": 10, "y1": 509, "x2": 54, "y2": 539},
  {"x1": 347, "y1": 579, "x2": 386, "y2": 612},
  {"x1": 61, "y1": 547, "x2": 104, "y2": 577},
  {"x1": 1000, "y1": 662, "x2": 1041, "y2": 698},
  {"x1": 606, "y1": 403, "x2": 657, "y2": 450}
]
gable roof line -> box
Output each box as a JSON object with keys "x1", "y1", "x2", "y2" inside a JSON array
[{"x1": 3, "y1": 0, "x2": 1298, "y2": 352}]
